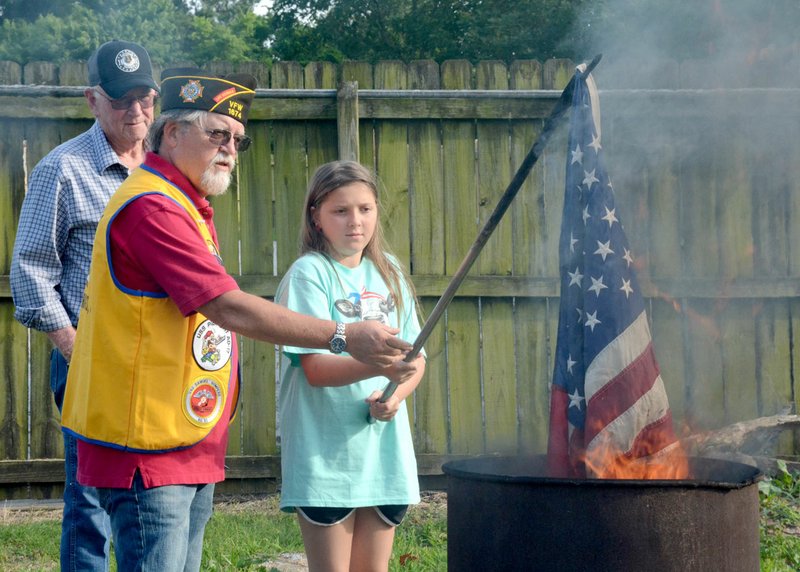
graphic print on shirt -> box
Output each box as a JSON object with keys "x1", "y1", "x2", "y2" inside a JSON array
[
  {"x1": 334, "y1": 287, "x2": 395, "y2": 324},
  {"x1": 192, "y1": 319, "x2": 232, "y2": 371}
]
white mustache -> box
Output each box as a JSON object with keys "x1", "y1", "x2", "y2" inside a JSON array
[{"x1": 213, "y1": 152, "x2": 235, "y2": 169}]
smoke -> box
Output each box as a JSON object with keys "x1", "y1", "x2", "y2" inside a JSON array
[
  {"x1": 554, "y1": 0, "x2": 800, "y2": 428},
  {"x1": 570, "y1": 0, "x2": 800, "y2": 89}
]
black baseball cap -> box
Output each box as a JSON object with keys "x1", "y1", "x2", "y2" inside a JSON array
[{"x1": 88, "y1": 40, "x2": 159, "y2": 99}]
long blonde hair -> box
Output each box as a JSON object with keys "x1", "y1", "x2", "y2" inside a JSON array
[{"x1": 300, "y1": 160, "x2": 417, "y2": 318}]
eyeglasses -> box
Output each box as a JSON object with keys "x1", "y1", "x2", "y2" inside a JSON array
[
  {"x1": 204, "y1": 129, "x2": 252, "y2": 152},
  {"x1": 95, "y1": 90, "x2": 158, "y2": 110}
]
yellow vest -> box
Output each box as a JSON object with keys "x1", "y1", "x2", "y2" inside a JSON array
[{"x1": 62, "y1": 166, "x2": 238, "y2": 452}]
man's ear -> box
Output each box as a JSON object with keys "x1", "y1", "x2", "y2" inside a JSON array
[
  {"x1": 84, "y1": 88, "x2": 101, "y2": 119},
  {"x1": 163, "y1": 121, "x2": 182, "y2": 149}
]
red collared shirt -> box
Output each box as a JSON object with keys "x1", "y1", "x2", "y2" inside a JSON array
[{"x1": 77, "y1": 152, "x2": 240, "y2": 489}]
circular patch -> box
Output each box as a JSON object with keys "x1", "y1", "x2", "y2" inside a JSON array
[
  {"x1": 193, "y1": 320, "x2": 232, "y2": 371},
  {"x1": 115, "y1": 49, "x2": 140, "y2": 73},
  {"x1": 183, "y1": 378, "x2": 224, "y2": 427}
]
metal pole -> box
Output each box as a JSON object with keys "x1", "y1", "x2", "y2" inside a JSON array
[{"x1": 369, "y1": 55, "x2": 602, "y2": 422}]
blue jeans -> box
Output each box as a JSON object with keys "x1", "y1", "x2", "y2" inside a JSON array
[
  {"x1": 98, "y1": 473, "x2": 215, "y2": 572},
  {"x1": 51, "y1": 349, "x2": 111, "y2": 572}
]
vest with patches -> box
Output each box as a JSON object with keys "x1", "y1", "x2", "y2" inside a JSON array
[{"x1": 62, "y1": 166, "x2": 237, "y2": 452}]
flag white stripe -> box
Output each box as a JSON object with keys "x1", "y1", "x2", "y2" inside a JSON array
[
  {"x1": 584, "y1": 310, "x2": 652, "y2": 402},
  {"x1": 586, "y1": 375, "x2": 670, "y2": 456}
]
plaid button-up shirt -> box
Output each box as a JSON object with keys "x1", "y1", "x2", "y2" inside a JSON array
[{"x1": 11, "y1": 121, "x2": 132, "y2": 332}]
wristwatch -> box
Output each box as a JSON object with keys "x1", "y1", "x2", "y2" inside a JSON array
[{"x1": 329, "y1": 322, "x2": 347, "y2": 354}]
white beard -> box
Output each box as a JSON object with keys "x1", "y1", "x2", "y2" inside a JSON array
[{"x1": 201, "y1": 152, "x2": 235, "y2": 196}]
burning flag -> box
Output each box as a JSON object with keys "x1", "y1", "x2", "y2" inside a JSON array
[{"x1": 546, "y1": 65, "x2": 687, "y2": 479}]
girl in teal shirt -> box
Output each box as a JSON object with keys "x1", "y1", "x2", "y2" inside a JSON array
[{"x1": 276, "y1": 160, "x2": 425, "y2": 571}]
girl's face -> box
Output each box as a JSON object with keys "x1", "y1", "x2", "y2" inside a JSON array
[{"x1": 313, "y1": 182, "x2": 378, "y2": 268}]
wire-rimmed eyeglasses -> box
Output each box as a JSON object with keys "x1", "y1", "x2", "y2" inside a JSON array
[{"x1": 204, "y1": 128, "x2": 252, "y2": 152}]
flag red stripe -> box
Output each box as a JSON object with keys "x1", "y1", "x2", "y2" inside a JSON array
[
  {"x1": 628, "y1": 410, "x2": 678, "y2": 458},
  {"x1": 547, "y1": 385, "x2": 571, "y2": 477},
  {"x1": 583, "y1": 343, "x2": 660, "y2": 444}
]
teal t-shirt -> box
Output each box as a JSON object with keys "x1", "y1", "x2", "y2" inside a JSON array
[{"x1": 276, "y1": 252, "x2": 422, "y2": 510}]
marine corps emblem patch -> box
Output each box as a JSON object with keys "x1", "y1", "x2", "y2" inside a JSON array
[{"x1": 183, "y1": 378, "x2": 224, "y2": 427}]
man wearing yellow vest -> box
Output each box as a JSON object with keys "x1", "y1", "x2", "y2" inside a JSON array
[{"x1": 61, "y1": 68, "x2": 414, "y2": 572}]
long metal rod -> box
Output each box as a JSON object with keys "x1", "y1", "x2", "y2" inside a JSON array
[{"x1": 373, "y1": 54, "x2": 602, "y2": 413}]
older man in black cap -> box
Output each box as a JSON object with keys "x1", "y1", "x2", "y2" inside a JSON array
[
  {"x1": 10, "y1": 39, "x2": 158, "y2": 572},
  {"x1": 60, "y1": 68, "x2": 413, "y2": 571}
]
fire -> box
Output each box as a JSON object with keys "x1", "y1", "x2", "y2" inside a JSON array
[{"x1": 584, "y1": 440, "x2": 690, "y2": 480}]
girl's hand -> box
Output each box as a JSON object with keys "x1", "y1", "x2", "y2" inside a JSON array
[
  {"x1": 365, "y1": 390, "x2": 400, "y2": 422},
  {"x1": 384, "y1": 353, "x2": 424, "y2": 385}
]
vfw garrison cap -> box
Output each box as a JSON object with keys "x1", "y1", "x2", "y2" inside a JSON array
[{"x1": 160, "y1": 68, "x2": 257, "y2": 126}]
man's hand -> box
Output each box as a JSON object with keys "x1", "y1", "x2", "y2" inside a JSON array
[
  {"x1": 47, "y1": 326, "x2": 77, "y2": 363},
  {"x1": 345, "y1": 321, "x2": 412, "y2": 367},
  {"x1": 383, "y1": 353, "x2": 424, "y2": 385}
]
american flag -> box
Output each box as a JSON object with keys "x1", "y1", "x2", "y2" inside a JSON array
[{"x1": 546, "y1": 68, "x2": 683, "y2": 479}]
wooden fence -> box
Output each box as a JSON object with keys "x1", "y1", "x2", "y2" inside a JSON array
[{"x1": 1, "y1": 58, "x2": 799, "y2": 498}]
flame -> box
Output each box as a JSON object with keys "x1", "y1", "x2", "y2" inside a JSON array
[{"x1": 583, "y1": 440, "x2": 690, "y2": 480}]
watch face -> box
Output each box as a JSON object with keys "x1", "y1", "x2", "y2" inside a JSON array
[{"x1": 330, "y1": 336, "x2": 347, "y2": 354}]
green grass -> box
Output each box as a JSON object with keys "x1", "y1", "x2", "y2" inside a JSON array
[
  {"x1": 759, "y1": 460, "x2": 800, "y2": 572},
  {"x1": 3, "y1": 478, "x2": 799, "y2": 571},
  {"x1": 0, "y1": 492, "x2": 447, "y2": 571}
]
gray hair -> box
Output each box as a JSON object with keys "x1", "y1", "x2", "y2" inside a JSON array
[{"x1": 147, "y1": 109, "x2": 208, "y2": 153}]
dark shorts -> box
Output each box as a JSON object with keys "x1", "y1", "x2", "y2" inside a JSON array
[{"x1": 297, "y1": 504, "x2": 408, "y2": 527}]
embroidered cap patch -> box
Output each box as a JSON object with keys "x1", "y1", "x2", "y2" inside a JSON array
[{"x1": 179, "y1": 79, "x2": 204, "y2": 103}]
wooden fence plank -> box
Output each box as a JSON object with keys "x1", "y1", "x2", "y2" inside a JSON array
[
  {"x1": 58, "y1": 61, "x2": 85, "y2": 86},
  {"x1": 23, "y1": 61, "x2": 57, "y2": 85},
  {"x1": 28, "y1": 331, "x2": 59, "y2": 459},
  {"x1": 720, "y1": 302, "x2": 758, "y2": 424},
  {"x1": 374, "y1": 61, "x2": 411, "y2": 265},
  {"x1": 305, "y1": 62, "x2": 338, "y2": 89},
  {"x1": 507, "y1": 60, "x2": 551, "y2": 453},
  {"x1": 413, "y1": 297, "x2": 448, "y2": 454},
  {"x1": 683, "y1": 300, "x2": 725, "y2": 430},
  {"x1": 473, "y1": 61, "x2": 517, "y2": 451},
  {"x1": 272, "y1": 124, "x2": 306, "y2": 273},
  {"x1": 0, "y1": 61, "x2": 21, "y2": 84},
  {"x1": 232, "y1": 121, "x2": 277, "y2": 457},
  {"x1": 408, "y1": 121, "x2": 444, "y2": 275},
  {"x1": 409, "y1": 61, "x2": 440, "y2": 90},
  {"x1": 441, "y1": 59, "x2": 483, "y2": 454},
  {"x1": 211, "y1": 171, "x2": 240, "y2": 275},
  {"x1": 337, "y1": 82, "x2": 359, "y2": 161},
  {"x1": 341, "y1": 61, "x2": 373, "y2": 88},
  {"x1": 0, "y1": 121, "x2": 24, "y2": 273},
  {"x1": 475, "y1": 61, "x2": 512, "y2": 276},
  {"x1": 445, "y1": 299, "x2": 484, "y2": 453},
  {"x1": 679, "y1": 109, "x2": 725, "y2": 431},
  {"x1": 651, "y1": 300, "x2": 688, "y2": 431},
  {"x1": 0, "y1": 302, "x2": 26, "y2": 460},
  {"x1": 509, "y1": 61, "x2": 546, "y2": 277},
  {"x1": 543, "y1": 58, "x2": 573, "y2": 90},
  {"x1": 514, "y1": 298, "x2": 551, "y2": 454},
  {"x1": 406, "y1": 60, "x2": 447, "y2": 452},
  {"x1": 481, "y1": 299, "x2": 517, "y2": 453}
]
